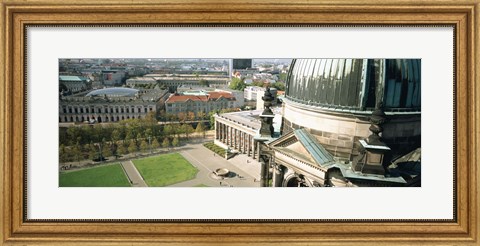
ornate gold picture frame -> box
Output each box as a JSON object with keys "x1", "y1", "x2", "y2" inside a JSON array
[{"x1": 1, "y1": 0, "x2": 478, "y2": 245}]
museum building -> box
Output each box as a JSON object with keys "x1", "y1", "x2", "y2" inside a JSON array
[
  {"x1": 59, "y1": 87, "x2": 169, "y2": 123},
  {"x1": 214, "y1": 59, "x2": 421, "y2": 187}
]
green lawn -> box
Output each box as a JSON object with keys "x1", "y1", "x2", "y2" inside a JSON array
[
  {"x1": 59, "y1": 163, "x2": 131, "y2": 187},
  {"x1": 133, "y1": 153, "x2": 198, "y2": 187}
]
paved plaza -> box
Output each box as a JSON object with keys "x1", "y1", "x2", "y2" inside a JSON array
[
  {"x1": 61, "y1": 141, "x2": 263, "y2": 187},
  {"x1": 111, "y1": 142, "x2": 263, "y2": 187},
  {"x1": 170, "y1": 143, "x2": 261, "y2": 187}
]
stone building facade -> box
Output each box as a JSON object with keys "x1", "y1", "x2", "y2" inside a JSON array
[
  {"x1": 59, "y1": 88, "x2": 169, "y2": 123},
  {"x1": 213, "y1": 110, "x2": 266, "y2": 159},
  {"x1": 59, "y1": 75, "x2": 88, "y2": 93},
  {"x1": 214, "y1": 59, "x2": 422, "y2": 187},
  {"x1": 144, "y1": 74, "x2": 229, "y2": 87},
  {"x1": 165, "y1": 91, "x2": 238, "y2": 115}
]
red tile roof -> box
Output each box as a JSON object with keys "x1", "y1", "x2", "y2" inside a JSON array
[
  {"x1": 207, "y1": 92, "x2": 235, "y2": 100},
  {"x1": 166, "y1": 95, "x2": 208, "y2": 103}
]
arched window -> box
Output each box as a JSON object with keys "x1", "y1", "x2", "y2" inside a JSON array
[{"x1": 384, "y1": 59, "x2": 421, "y2": 109}]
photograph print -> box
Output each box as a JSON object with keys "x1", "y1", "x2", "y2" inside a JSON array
[{"x1": 58, "y1": 58, "x2": 421, "y2": 188}]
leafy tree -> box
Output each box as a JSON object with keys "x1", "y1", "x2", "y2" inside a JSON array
[
  {"x1": 83, "y1": 144, "x2": 90, "y2": 158},
  {"x1": 163, "y1": 124, "x2": 174, "y2": 137},
  {"x1": 252, "y1": 80, "x2": 265, "y2": 87},
  {"x1": 158, "y1": 110, "x2": 167, "y2": 121},
  {"x1": 196, "y1": 111, "x2": 206, "y2": 120},
  {"x1": 199, "y1": 79, "x2": 209, "y2": 87},
  {"x1": 92, "y1": 124, "x2": 105, "y2": 143},
  {"x1": 144, "y1": 128, "x2": 153, "y2": 139},
  {"x1": 195, "y1": 122, "x2": 206, "y2": 138},
  {"x1": 173, "y1": 123, "x2": 182, "y2": 138},
  {"x1": 144, "y1": 111, "x2": 157, "y2": 125},
  {"x1": 140, "y1": 139, "x2": 149, "y2": 153},
  {"x1": 111, "y1": 128, "x2": 123, "y2": 147},
  {"x1": 128, "y1": 141, "x2": 137, "y2": 155},
  {"x1": 279, "y1": 73, "x2": 287, "y2": 82},
  {"x1": 187, "y1": 111, "x2": 195, "y2": 121},
  {"x1": 117, "y1": 144, "x2": 127, "y2": 156},
  {"x1": 72, "y1": 142, "x2": 82, "y2": 162},
  {"x1": 59, "y1": 144, "x2": 68, "y2": 163},
  {"x1": 125, "y1": 130, "x2": 135, "y2": 146},
  {"x1": 166, "y1": 113, "x2": 177, "y2": 121},
  {"x1": 182, "y1": 124, "x2": 194, "y2": 140},
  {"x1": 66, "y1": 127, "x2": 81, "y2": 146},
  {"x1": 151, "y1": 138, "x2": 160, "y2": 150},
  {"x1": 177, "y1": 112, "x2": 187, "y2": 122},
  {"x1": 162, "y1": 138, "x2": 170, "y2": 149},
  {"x1": 171, "y1": 137, "x2": 179, "y2": 148},
  {"x1": 271, "y1": 81, "x2": 285, "y2": 91},
  {"x1": 79, "y1": 125, "x2": 93, "y2": 144},
  {"x1": 102, "y1": 144, "x2": 112, "y2": 158},
  {"x1": 136, "y1": 133, "x2": 143, "y2": 146},
  {"x1": 208, "y1": 110, "x2": 219, "y2": 130},
  {"x1": 88, "y1": 145, "x2": 97, "y2": 160},
  {"x1": 229, "y1": 77, "x2": 246, "y2": 91}
]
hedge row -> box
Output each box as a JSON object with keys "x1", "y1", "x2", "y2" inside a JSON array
[{"x1": 203, "y1": 142, "x2": 226, "y2": 157}]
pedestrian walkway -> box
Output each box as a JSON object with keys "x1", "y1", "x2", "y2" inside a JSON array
[
  {"x1": 226, "y1": 154, "x2": 261, "y2": 180},
  {"x1": 121, "y1": 160, "x2": 147, "y2": 187},
  {"x1": 168, "y1": 143, "x2": 260, "y2": 187}
]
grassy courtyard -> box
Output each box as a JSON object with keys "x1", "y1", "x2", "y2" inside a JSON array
[
  {"x1": 59, "y1": 163, "x2": 131, "y2": 187},
  {"x1": 133, "y1": 153, "x2": 198, "y2": 187}
]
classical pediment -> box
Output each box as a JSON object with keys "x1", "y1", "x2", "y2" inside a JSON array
[{"x1": 268, "y1": 128, "x2": 335, "y2": 168}]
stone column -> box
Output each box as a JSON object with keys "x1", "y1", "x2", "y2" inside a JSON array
[
  {"x1": 242, "y1": 132, "x2": 246, "y2": 154},
  {"x1": 222, "y1": 123, "x2": 225, "y2": 142},
  {"x1": 234, "y1": 129, "x2": 237, "y2": 150},
  {"x1": 222, "y1": 123, "x2": 226, "y2": 143},
  {"x1": 259, "y1": 157, "x2": 266, "y2": 187},
  {"x1": 215, "y1": 121, "x2": 219, "y2": 140},
  {"x1": 229, "y1": 126, "x2": 232, "y2": 147},
  {"x1": 226, "y1": 125, "x2": 229, "y2": 145},
  {"x1": 247, "y1": 135, "x2": 251, "y2": 156},
  {"x1": 219, "y1": 122, "x2": 223, "y2": 141},
  {"x1": 273, "y1": 165, "x2": 284, "y2": 187},
  {"x1": 252, "y1": 140, "x2": 256, "y2": 159},
  {"x1": 256, "y1": 141, "x2": 261, "y2": 160}
]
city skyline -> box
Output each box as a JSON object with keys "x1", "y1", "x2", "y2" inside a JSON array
[{"x1": 59, "y1": 58, "x2": 420, "y2": 188}]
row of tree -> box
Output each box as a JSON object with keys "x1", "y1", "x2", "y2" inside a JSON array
[
  {"x1": 228, "y1": 77, "x2": 286, "y2": 91},
  {"x1": 59, "y1": 135, "x2": 181, "y2": 163},
  {"x1": 157, "y1": 110, "x2": 208, "y2": 122},
  {"x1": 59, "y1": 111, "x2": 208, "y2": 163}
]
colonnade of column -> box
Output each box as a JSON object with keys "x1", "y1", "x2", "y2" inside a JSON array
[{"x1": 215, "y1": 121, "x2": 257, "y2": 159}]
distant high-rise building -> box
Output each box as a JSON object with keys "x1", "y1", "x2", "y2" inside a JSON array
[{"x1": 232, "y1": 59, "x2": 252, "y2": 69}]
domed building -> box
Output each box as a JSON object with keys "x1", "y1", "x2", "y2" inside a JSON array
[
  {"x1": 214, "y1": 59, "x2": 421, "y2": 187},
  {"x1": 282, "y1": 59, "x2": 421, "y2": 159},
  {"x1": 268, "y1": 59, "x2": 421, "y2": 187},
  {"x1": 85, "y1": 87, "x2": 140, "y2": 98}
]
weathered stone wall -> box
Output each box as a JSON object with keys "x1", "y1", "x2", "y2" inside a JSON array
[{"x1": 282, "y1": 102, "x2": 421, "y2": 160}]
